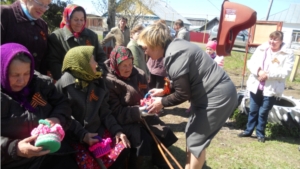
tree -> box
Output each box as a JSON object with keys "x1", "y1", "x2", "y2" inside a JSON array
[
  {"x1": 92, "y1": 0, "x2": 116, "y2": 30},
  {"x1": 117, "y1": 0, "x2": 156, "y2": 29},
  {"x1": 42, "y1": 0, "x2": 73, "y2": 33},
  {"x1": 92, "y1": 0, "x2": 157, "y2": 30},
  {"x1": 1, "y1": 0, "x2": 16, "y2": 5}
]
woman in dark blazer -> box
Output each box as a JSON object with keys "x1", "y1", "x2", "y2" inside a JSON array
[{"x1": 137, "y1": 22, "x2": 238, "y2": 168}]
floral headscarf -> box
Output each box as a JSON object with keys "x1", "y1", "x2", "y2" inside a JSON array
[
  {"x1": 109, "y1": 46, "x2": 133, "y2": 79},
  {"x1": 1, "y1": 43, "x2": 35, "y2": 111},
  {"x1": 60, "y1": 4, "x2": 86, "y2": 38},
  {"x1": 62, "y1": 46, "x2": 102, "y2": 88}
]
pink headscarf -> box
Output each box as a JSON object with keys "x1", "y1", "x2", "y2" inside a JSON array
[{"x1": 60, "y1": 4, "x2": 86, "y2": 38}]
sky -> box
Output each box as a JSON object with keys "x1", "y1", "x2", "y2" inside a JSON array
[{"x1": 67, "y1": 0, "x2": 300, "y2": 21}]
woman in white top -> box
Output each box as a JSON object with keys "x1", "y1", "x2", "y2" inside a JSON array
[{"x1": 238, "y1": 31, "x2": 294, "y2": 143}]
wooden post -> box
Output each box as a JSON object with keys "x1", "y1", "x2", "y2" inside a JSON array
[{"x1": 289, "y1": 50, "x2": 300, "y2": 82}]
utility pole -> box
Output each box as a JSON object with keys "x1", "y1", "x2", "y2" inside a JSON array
[{"x1": 265, "y1": 0, "x2": 274, "y2": 20}]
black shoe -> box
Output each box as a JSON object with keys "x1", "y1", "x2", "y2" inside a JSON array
[
  {"x1": 238, "y1": 131, "x2": 251, "y2": 137},
  {"x1": 257, "y1": 137, "x2": 265, "y2": 143}
]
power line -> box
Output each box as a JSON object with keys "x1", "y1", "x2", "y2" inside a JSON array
[{"x1": 207, "y1": 0, "x2": 221, "y2": 11}]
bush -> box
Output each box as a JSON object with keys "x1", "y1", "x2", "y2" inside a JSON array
[
  {"x1": 265, "y1": 123, "x2": 300, "y2": 138},
  {"x1": 230, "y1": 108, "x2": 248, "y2": 129},
  {"x1": 230, "y1": 109, "x2": 300, "y2": 138}
]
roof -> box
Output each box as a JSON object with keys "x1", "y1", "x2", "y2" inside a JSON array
[
  {"x1": 100, "y1": 0, "x2": 191, "y2": 25},
  {"x1": 185, "y1": 17, "x2": 208, "y2": 21},
  {"x1": 268, "y1": 3, "x2": 300, "y2": 23},
  {"x1": 86, "y1": 14, "x2": 102, "y2": 18},
  {"x1": 149, "y1": 0, "x2": 191, "y2": 25},
  {"x1": 199, "y1": 17, "x2": 220, "y2": 31}
]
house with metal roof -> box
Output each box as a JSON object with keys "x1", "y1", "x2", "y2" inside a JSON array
[
  {"x1": 102, "y1": 0, "x2": 190, "y2": 28},
  {"x1": 148, "y1": 0, "x2": 191, "y2": 27},
  {"x1": 268, "y1": 3, "x2": 300, "y2": 47}
]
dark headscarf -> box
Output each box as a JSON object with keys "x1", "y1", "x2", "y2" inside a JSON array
[
  {"x1": 60, "y1": 4, "x2": 86, "y2": 38},
  {"x1": 62, "y1": 46, "x2": 102, "y2": 88},
  {"x1": 109, "y1": 46, "x2": 133, "y2": 79},
  {"x1": 1, "y1": 43, "x2": 35, "y2": 111}
]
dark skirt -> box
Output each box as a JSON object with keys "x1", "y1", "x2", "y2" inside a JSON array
[{"x1": 187, "y1": 79, "x2": 238, "y2": 158}]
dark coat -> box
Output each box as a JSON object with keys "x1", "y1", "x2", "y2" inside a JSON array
[
  {"x1": 47, "y1": 27, "x2": 107, "y2": 80},
  {"x1": 55, "y1": 72, "x2": 123, "y2": 142},
  {"x1": 104, "y1": 60, "x2": 177, "y2": 149},
  {"x1": 1, "y1": 72, "x2": 72, "y2": 169},
  {"x1": 0, "y1": 1, "x2": 48, "y2": 74},
  {"x1": 162, "y1": 39, "x2": 237, "y2": 158}
]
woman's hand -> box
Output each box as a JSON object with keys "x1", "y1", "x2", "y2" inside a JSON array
[
  {"x1": 83, "y1": 133, "x2": 99, "y2": 146},
  {"x1": 17, "y1": 135, "x2": 50, "y2": 158},
  {"x1": 115, "y1": 132, "x2": 131, "y2": 148},
  {"x1": 258, "y1": 70, "x2": 268, "y2": 82},
  {"x1": 149, "y1": 88, "x2": 164, "y2": 97},
  {"x1": 45, "y1": 117, "x2": 60, "y2": 127},
  {"x1": 147, "y1": 97, "x2": 163, "y2": 114}
]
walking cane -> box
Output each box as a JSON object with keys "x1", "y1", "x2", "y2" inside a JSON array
[{"x1": 141, "y1": 118, "x2": 183, "y2": 169}]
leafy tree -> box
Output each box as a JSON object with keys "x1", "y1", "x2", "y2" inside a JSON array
[
  {"x1": 42, "y1": 0, "x2": 73, "y2": 33},
  {"x1": 1, "y1": 0, "x2": 16, "y2": 5}
]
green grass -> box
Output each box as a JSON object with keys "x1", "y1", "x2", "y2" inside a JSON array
[{"x1": 146, "y1": 104, "x2": 300, "y2": 169}]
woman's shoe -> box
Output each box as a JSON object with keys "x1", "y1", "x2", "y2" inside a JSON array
[
  {"x1": 237, "y1": 131, "x2": 251, "y2": 137},
  {"x1": 257, "y1": 137, "x2": 265, "y2": 143}
]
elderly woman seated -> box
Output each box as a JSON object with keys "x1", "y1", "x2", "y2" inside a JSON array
[
  {"x1": 1, "y1": 43, "x2": 73, "y2": 169},
  {"x1": 104, "y1": 46, "x2": 178, "y2": 169},
  {"x1": 55, "y1": 46, "x2": 131, "y2": 169}
]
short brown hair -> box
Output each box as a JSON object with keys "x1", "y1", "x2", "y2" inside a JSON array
[
  {"x1": 174, "y1": 19, "x2": 184, "y2": 27},
  {"x1": 120, "y1": 16, "x2": 128, "y2": 22},
  {"x1": 130, "y1": 24, "x2": 144, "y2": 37},
  {"x1": 269, "y1": 31, "x2": 284, "y2": 41}
]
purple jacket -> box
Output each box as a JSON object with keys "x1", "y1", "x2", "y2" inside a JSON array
[{"x1": 1, "y1": 1, "x2": 48, "y2": 74}]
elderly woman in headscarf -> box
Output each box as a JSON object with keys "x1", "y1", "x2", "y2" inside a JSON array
[
  {"x1": 55, "y1": 45, "x2": 131, "y2": 169},
  {"x1": 1, "y1": 43, "x2": 73, "y2": 169},
  {"x1": 104, "y1": 46, "x2": 178, "y2": 169},
  {"x1": 47, "y1": 4, "x2": 107, "y2": 81}
]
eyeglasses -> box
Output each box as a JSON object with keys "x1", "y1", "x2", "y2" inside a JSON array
[{"x1": 33, "y1": 0, "x2": 50, "y2": 10}]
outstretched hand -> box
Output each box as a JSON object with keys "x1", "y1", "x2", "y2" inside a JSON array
[
  {"x1": 17, "y1": 135, "x2": 50, "y2": 158},
  {"x1": 83, "y1": 133, "x2": 99, "y2": 146},
  {"x1": 147, "y1": 97, "x2": 163, "y2": 114},
  {"x1": 115, "y1": 132, "x2": 131, "y2": 148},
  {"x1": 148, "y1": 88, "x2": 164, "y2": 97}
]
